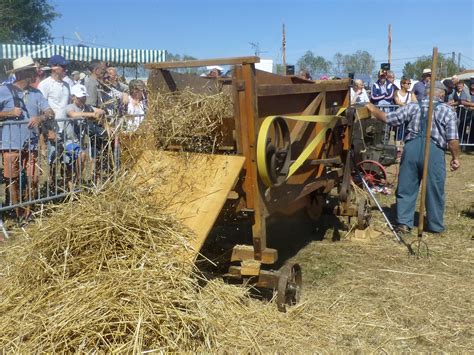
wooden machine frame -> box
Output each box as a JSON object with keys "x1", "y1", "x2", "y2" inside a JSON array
[{"x1": 145, "y1": 57, "x2": 364, "y2": 311}]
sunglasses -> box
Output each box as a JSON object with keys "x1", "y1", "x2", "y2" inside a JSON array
[{"x1": 403, "y1": 82, "x2": 411, "y2": 85}]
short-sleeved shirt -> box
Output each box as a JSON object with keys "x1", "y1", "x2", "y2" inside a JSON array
[
  {"x1": 0, "y1": 85, "x2": 49, "y2": 150},
  {"x1": 38, "y1": 76, "x2": 70, "y2": 130},
  {"x1": 386, "y1": 99, "x2": 458, "y2": 149},
  {"x1": 452, "y1": 90, "x2": 470, "y2": 102},
  {"x1": 64, "y1": 103, "x2": 91, "y2": 148},
  {"x1": 412, "y1": 80, "x2": 427, "y2": 101}
]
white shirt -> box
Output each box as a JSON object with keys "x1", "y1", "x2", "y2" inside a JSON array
[
  {"x1": 126, "y1": 99, "x2": 145, "y2": 132},
  {"x1": 350, "y1": 87, "x2": 370, "y2": 105},
  {"x1": 38, "y1": 76, "x2": 70, "y2": 130},
  {"x1": 63, "y1": 75, "x2": 74, "y2": 89}
]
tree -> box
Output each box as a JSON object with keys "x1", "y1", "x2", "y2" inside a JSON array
[
  {"x1": 275, "y1": 63, "x2": 286, "y2": 75},
  {"x1": 333, "y1": 50, "x2": 376, "y2": 77},
  {"x1": 0, "y1": 0, "x2": 59, "y2": 43},
  {"x1": 402, "y1": 55, "x2": 463, "y2": 79},
  {"x1": 296, "y1": 51, "x2": 331, "y2": 76}
]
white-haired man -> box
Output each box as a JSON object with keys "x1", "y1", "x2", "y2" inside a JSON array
[{"x1": 365, "y1": 81, "x2": 460, "y2": 235}]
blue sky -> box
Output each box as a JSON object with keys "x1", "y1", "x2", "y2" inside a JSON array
[{"x1": 50, "y1": 0, "x2": 474, "y2": 75}]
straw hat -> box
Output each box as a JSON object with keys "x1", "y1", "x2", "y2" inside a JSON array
[
  {"x1": 6, "y1": 56, "x2": 36, "y2": 73},
  {"x1": 422, "y1": 68, "x2": 431, "y2": 75}
]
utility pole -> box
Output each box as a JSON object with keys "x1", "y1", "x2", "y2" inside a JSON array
[
  {"x1": 458, "y1": 53, "x2": 461, "y2": 69},
  {"x1": 282, "y1": 23, "x2": 286, "y2": 71},
  {"x1": 388, "y1": 24, "x2": 392, "y2": 65},
  {"x1": 452, "y1": 51, "x2": 455, "y2": 62},
  {"x1": 249, "y1": 42, "x2": 260, "y2": 56}
]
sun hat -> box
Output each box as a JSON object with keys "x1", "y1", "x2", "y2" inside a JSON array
[
  {"x1": 70, "y1": 84, "x2": 89, "y2": 98},
  {"x1": 422, "y1": 68, "x2": 432, "y2": 75},
  {"x1": 6, "y1": 56, "x2": 37, "y2": 73}
]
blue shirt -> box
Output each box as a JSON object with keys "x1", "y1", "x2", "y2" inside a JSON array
[
  {"x1": 0, "y1": 85, "x2": 50, "y2": 150},
  {"x1": 386, "y1": 98, "x2": 459, "y2": 150},
  {"x1": 412, "y1": 81, "x2": 427, "y2": 101}
]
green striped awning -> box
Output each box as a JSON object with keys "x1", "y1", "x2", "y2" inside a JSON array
[{"x1": 0, "y1": 44, "x2": 166, "y2": 64}]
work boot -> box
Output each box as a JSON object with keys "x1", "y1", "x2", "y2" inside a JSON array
[{"x1": 395, "y1": 224, "x2": 412, "y2": 238}]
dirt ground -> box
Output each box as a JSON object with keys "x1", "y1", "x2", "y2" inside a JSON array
[{"x1": 264, "y1": 152, "x2": 473, "y2": 352}]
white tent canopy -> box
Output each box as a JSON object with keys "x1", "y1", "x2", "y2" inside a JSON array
[{"x1": 0, "y1": 43, "x2": 166, "y2": 64}]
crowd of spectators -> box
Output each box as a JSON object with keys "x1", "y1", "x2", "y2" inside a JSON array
[{"x1": 0, "y1": 55, "x2": 147, "y2": 226}]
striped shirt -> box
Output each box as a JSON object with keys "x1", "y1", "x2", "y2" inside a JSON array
[{"x1": 386, "y1": 98, "x2": 459, "y2": 149}]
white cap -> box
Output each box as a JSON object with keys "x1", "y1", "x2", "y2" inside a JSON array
[
  {"x1": 206, "y1": 65, "x2": 223, "y2": 71},
  {"x1": 71, "y1": 84, "x2": 89, "y2": 98},
  {"x1": 422, "y1": 68, "x2": 431, "y2": 75}
]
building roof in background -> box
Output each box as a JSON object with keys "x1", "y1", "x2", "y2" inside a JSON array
[{"x1": 0, "y1": 44, "x2": 166, "y2": 64}]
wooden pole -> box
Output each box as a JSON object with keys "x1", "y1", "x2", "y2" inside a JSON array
[
  {"x1": 388, "y1": 24, "x2": 392, "y2": 65},
  {"x1": 282, "y1": 23, "x2": 286, "y2": 74},
  {"x1": 418, "y1": 47, "x2": 438, "y2": 238}
]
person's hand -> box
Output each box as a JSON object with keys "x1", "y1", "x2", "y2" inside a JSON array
[
  {"x1": 28, "y1": 116, "x2": 41, "y2": 128},
  {"x1": 365, "y1": 103, "x2": 376, "y2": 112},
  {"x1": 47, "y1": 130, "x2": 56, "y2": 141},
  {"x1": 121, "y1": 92, "x2": 129, "y2": 105},
  {"x1": 94, "y1": 109, "x2": 105, "y2": 119},
  {"x1": 450, "y1": 158, "x2": 460, "y2": 171},
  {"x1": 10, "y1": 107, "x2": 22, "y2": 117}
]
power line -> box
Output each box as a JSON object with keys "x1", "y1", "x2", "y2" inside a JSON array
[
  {"x1": 460, "y1": 53, "x2": 474, "y2": 63},
  {"x1": 374, "y1": 52, "x2": 452, "y2": 63},
  {"x1": 53, "y1": 36, "x2": 115, "y2": 48}
]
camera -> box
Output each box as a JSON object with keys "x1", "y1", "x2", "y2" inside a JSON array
[{"x1": 348, "y1": 72, "x2": 355, "y2": 86}]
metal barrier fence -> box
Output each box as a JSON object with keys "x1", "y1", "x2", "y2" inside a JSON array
[
  {"x1": 375, "y1": 104, "x2": 405, "y2": 145},
  {"x1": 0, "y1": 118, "x2": 119, "y2": 223},
  {"x1": 457, "y1": 106, "x2": 473, "y2": 147},
  {"x1": 376, "y1": 104, "x2": 473, "y2": 148}
]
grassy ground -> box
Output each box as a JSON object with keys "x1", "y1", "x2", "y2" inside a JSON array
[
  {"x1": 270, "y1": 152, "x2": 473, "y2": 352},
  {"x1": 0, "y1": 152, "x2": 472, "y2": 352}
]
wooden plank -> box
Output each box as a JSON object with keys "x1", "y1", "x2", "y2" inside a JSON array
[
  {"x1": 241, "y1": 63, "x2": 268, "y2": 260},
  {"x1": 145, "y1": 56, "x2": 260, "y2": 70},
  {"x1": 132, "y1": 151, "x2": 245, "y2": 257},
  {"x1": 290, "y1": 93, "x2": 323, "y2": 142},
  {"x1": 257, "y1": 80, "x2": 350, "y2": 97},
  {"x1": 231, "y1": 244, "x2": 278, "y2": 264}
]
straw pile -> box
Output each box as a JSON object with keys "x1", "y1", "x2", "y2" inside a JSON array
[
  {"x1": 146, "y1": 89, "x2": 233, "y2": 152},
  {"x1": 0, "y1": 180, "x2": 209, "y2": 352},
  {"x1": 0, "y1": 176, "x2": 313, "y2": 353}
]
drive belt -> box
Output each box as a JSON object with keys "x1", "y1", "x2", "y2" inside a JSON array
[{"x1": 257, "y1": 109, "x2": 346, "y2": 188}]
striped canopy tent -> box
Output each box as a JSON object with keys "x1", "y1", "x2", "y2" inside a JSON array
[{"x1": 0, "y1": 43, "x2": 166, "y2": 64}]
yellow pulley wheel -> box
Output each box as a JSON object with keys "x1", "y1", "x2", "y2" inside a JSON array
[{"x1": 257, "y1": 114, "x2": 345, "y2": 188}]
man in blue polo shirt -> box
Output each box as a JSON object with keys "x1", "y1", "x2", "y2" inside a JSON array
[
  {"x1": 0, "y1": 56, "x2": 54, "y2": 221},
  {"x1": 412, "y1": 68, "x2": 432, "y2": 101},
  {"x1": 366, "y1": 81, "x2": 460, "y2": 235}
]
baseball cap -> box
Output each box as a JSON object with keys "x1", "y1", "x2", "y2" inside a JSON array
[
  {"x1": 71, "y1": 70, "x2": 80, "y2": 75},
  {"x1": 70, "y1": 84, "x2": 89, "y2": 98},
  {"x1": 48, "y1": 55, "x2": 69, "y2": 67}
]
